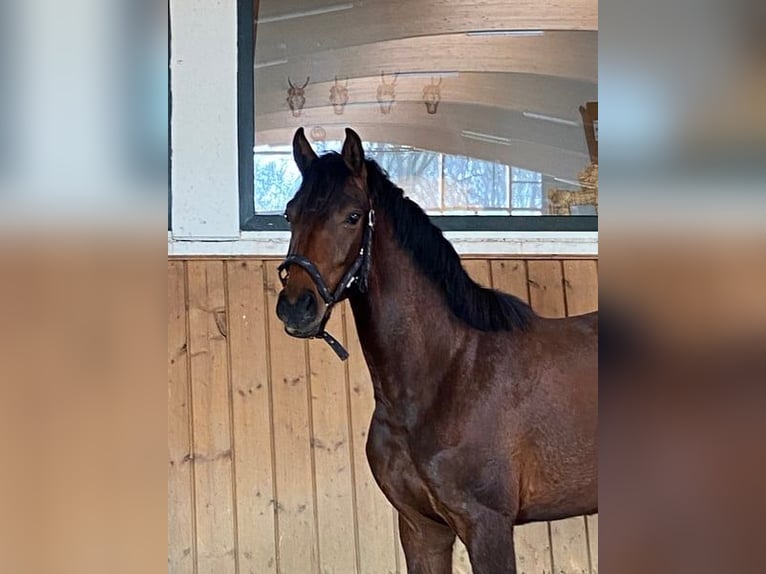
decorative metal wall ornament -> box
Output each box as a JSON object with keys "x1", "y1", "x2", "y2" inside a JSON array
[
  {"x1": 329, "y1": 76, "x2": 349, "y2": 115},
  {"x1": 422, "y1": 77, "x2": 443, "y2": 115},
  {"x1": 286, "y1": 77, "x2": 310, "y2": 117},
  {"x1": 309, "y1": 126, "x2": 326, "y2": 142},
  {"x1": 376, "y1": 71, "x2": 398, "y2": 114}
]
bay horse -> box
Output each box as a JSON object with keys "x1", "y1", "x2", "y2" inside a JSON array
[{"x1": 276, "y1": 127, "x2": 598, "y2": 573}]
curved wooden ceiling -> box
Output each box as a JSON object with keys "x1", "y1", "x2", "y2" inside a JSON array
[
  {"x1": 253, "y1": 0, "x2": 598, "y2": 180},
  {"x1": 256, "y1": 0, "x2": 597, "y2": 61}
]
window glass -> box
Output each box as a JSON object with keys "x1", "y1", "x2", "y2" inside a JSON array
[
  {"x1": 443, "y1": 156, "x2": 508, "y2": 212},
  {"x1": 248, "y1": 1, "x2": 597, "y2": 223}
]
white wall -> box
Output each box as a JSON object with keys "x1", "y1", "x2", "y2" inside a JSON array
[{"x1": 170, "y1": 0, "x2": 239, "y2": 240}]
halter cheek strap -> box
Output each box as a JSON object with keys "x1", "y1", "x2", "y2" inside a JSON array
[{"x1": 277, "y1": 209, "x2": 375, "y2": 361}]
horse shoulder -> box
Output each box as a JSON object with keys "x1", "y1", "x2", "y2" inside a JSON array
[{"x1": 366, "y1": 407, "x2": 438, "y2": 516}]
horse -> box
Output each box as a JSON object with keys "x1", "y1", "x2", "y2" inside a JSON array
[{"x1": 276, "y1": 127, "x2": 598, "y2": 574}]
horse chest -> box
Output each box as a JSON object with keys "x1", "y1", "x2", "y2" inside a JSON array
[{"x1": 366, "y1": 415, "x2": 442, "y2": 518}]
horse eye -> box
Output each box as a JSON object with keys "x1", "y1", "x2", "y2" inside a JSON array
[{"x1": 346, "y1": 212, "x2": 361, "y2": 225}]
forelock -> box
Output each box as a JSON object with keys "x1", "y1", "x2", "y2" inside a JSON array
[{"x1": 293, "y1": 153, "x2": 353, "y2": 215}]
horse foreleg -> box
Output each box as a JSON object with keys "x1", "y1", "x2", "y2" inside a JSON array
[
  {"x1": 398, "y1": 512, "x2": 455, "y2": 574},
  {"x1": 460, "y1": 510, "x2": 517, "y2": 574}
]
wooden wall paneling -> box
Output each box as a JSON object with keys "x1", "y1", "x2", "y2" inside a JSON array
[
  {"x1": 186, "y1": 261, "x2": 237, "y2": 573},
  {"x1": 563, "y1": 260, "x2": 598, "y2": 315},
  {"x1": 263, "y1": 261, "x2": 319, "y2": 573},
  {"x1": 462, "y1": 259, "x2": 491, "y2": 287},
  {"x1": 513, "y1": 525, "x2": 554, "y2": 574},
  {"x1": 526, "y1": 260, "x2": 590, "y2": 573},
  {"x1": 490, "y1": 260, "x2": 531, "y2": 302},
  {"x1": 307, "y1": 309, "x2": 359, "y2": 573},
  {"x1": 490, "y1": 259, "x2": 554, "y2": 574},
  {"x1": 549, "y1": 517, "x2": 591, "y2": 574},
  {"x1": 169, "y1": 257, "x2": 598, "y2": 573},
  {"x1": 586, "y1": 515, "x2": 598, "y2": 573},
  {"x1": 343, "y1": 302, "x2": 400, "y2": 574},
  {"x1": 452, "y1": 544, "x2": 473, "y2": 574},
  {"x1": 527, "y1": 261, "x2": 567, "y2": 318},
  {"x1": 226, "y1": 260, "x2": 278, "y2": 574},
  {"x1": 168, "y1": 261, "x2": 195, "y2": 574}
]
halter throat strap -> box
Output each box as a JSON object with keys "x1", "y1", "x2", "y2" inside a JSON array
[{"x1": 277, "y1": 209, "x2": 375, "y2": 360}]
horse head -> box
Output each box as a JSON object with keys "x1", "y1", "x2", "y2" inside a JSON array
[{"x1": 276, "y1": 128, "x2": 373, "y2": 358}]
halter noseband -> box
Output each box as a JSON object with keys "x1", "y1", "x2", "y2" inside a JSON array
[{"x1": 277, "y1": 209, "x2": 375, "y2": 360}]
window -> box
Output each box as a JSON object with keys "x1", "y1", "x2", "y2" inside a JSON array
[
  {"x1": 443, "y1": 155, "x2": 509, "y2": 213},
  {"x1": 251, "y1": 141, "x2": 555, "y2": 218},
  {"x1": 238, "y1": 0, "x2": 597, "y2": 232},
  {"x1": 511, "y1": 167, "x2": 543, "y2": 215}
]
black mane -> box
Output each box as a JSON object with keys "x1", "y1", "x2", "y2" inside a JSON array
[
  {"x1": 364, "y1": 158, "x2": 535, "y2": 332},
  {"x1": 298, "y1": 153, "x2": 535, "y2": 332}
]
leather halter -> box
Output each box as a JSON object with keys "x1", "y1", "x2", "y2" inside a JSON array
[{"x1": 277, "y1": 209, "x2": 375, "y2": 360}]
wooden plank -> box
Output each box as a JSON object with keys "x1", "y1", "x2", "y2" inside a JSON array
[
  {"x1": 550, "y1": 517, "x2": 590, "y2": 574},
  {"x1": 490, "y1": 260, "x2": 530, "y2": 302},
  {"x1": 452, "y1": 541, "x2": 473, "y2": 574},
  {"x1": 263, "y1": 261, "x2": 319, "y2": 574},
  {"x1": 344, "y1": 302, "x2": 400, "y2": 574},
  {"x1": 226, "y1": 260, "x2": 277, "y2": 574},
  {"x1": 490, "y1": 259, "x2": 554, "y2": 574},
  {"x1": 526, "y1": 261, "x2": 590, "y2": 573},
  {"x1": 515, "y1": 524, "x2": 553, "y2": 574},
  {"x1": 586, "y1": 515, "x2": 598, "y2": 573},
  {"x1": 462, "y1": 258, "x2": 491, "y2": 288},
  {"x1": 168, "y1": 261, "x2": 195, "y2": 574},
  {"x1": 187, "y1": 261, "x2": 236, "y2": 574},
  {"x1": 527, "y1": 261, "x2": 566, "y2": 318},
  {"x1": 562, "y1": 260, "x2": 598, "y2": 316},
  {"x1": 307, "y1": 308, "x2": 358, "y2": 573}
]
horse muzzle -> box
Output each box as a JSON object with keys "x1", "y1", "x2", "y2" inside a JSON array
[{"x1": 276, "y1": 289, "x2": 322, "y2": 336}]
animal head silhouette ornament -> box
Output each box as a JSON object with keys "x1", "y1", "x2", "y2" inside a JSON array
[
  {"x1": 329, "y1": 76, "x2": 349, "y2": 115},
  {"x1": 287, "y1": 77, "x2": 310, "y2": 117},
  {"x1": 422, "y1": 77, "x2": 443, "y2": 115},
  {"x1": 376, "y1": 71, "x2": 398, "y2": 114}
]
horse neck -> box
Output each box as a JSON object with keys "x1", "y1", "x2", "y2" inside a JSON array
[{"x1": 349, "y1": 212, "x2": 465, "y2": 418}]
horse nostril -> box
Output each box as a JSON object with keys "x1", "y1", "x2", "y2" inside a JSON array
[
  {"x1": 276, "y1": 292, "x2": 291, "y2": 322},
  {"x1": 277, "y1": 291, "x2": 318, "y2": 327},
  {"x1": 297, "y1": 291, "x2": 317, "y2": 317}
]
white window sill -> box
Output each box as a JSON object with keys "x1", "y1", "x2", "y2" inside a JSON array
[{"x1": 168, "y1": 231, "x2": 598, "y2": 257}]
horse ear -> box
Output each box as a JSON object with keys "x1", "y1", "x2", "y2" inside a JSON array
[
  {"x1": 341, "y1": 128, "x2": 366, "y2": 176},
  {"x1": 292, "y1": 127, "x2": 317, "y2": 175}
]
